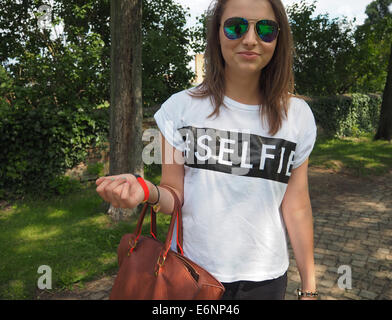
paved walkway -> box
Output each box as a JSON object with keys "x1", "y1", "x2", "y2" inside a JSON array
[
  {"x1": 286, "y1": 167, "x2": 392, "y2": 300},
  {"x1": 36, "y1": 167, "x2": 392, "y2": 300}
]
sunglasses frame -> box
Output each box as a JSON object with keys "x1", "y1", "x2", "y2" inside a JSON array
[{"x1": 223, "y1": 17, "x2": 280, "y2": 43}]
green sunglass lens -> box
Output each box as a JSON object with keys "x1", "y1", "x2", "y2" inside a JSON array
[
  {"x1": 224, "y1": 18, "x2": 248, "y2": 40},
  {"x1": 256, "y1": 20, "x2": 278, "y2": 42},
  {"x1": 258, "y1": 24, "x2": 274, "y2": 35}
]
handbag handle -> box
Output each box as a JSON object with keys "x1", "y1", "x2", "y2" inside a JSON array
[
  {"x1": 159, "y1": 185, "x2": 183, "y2": 255},
  {"x1": 130, "y1": 184, "x2": 184, "y2": 255}
]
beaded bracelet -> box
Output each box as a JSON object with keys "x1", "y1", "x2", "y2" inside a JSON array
[
  {"x1": 146, "y1": 184, "x2": 159, "y2": 205},
  {"x1": 296, "y1": 288, "x2": 319, "y2": 299}
]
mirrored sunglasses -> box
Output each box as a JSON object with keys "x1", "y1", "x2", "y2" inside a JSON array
[{"x1": 223, "y1": 17, "x2": 280, "y2": 43}]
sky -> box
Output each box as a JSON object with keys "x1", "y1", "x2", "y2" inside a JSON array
[{"x1": 175, "y1": 0, "x2": 376, "y2": 28}]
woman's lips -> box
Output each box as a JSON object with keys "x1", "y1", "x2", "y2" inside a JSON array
[{"x1": 238, "y1": 52, "x2": 260, "y2": 59}]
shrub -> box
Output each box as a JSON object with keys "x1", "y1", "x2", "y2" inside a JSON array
[
  {"x1": 307, "y1": 93, "x2": 381, "y2": 137},
  {"x1": 48, "y1": 176, "x2": 81, "y2": 196},
  {"x1": 0, "y1": 104, "x2": 108, "y2": 200},
  {"x1": 86, "y1": 162, "x2": 105, "y2": 177}
]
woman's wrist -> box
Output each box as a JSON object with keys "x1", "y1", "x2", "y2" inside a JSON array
[
  {"x1": 298, "y1": 264, "x2": 316, "y2": 288},
  {"x1": 299, "y1": 275, "x2": 318, "y2": 299},
  {"x1": 301, "y1": 277, "x2": 316, "y2": 291},
  {"x1": 145, "y1": 180, "x2": 159, "y2": 204}
]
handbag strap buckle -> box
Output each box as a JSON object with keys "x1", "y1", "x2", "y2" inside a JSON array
[
  {"x1": 155, "y1": 254, "x2": 167, "y2": 276},
  {"x1": 157, "y1": 254, "x2": 166, "y2": 267},
  {"x1": 127, "y1": 238, "x2": 138, "y2": 256},
  {"x1": 129, "y1": 238, "x2": 138, "y2": 248}
]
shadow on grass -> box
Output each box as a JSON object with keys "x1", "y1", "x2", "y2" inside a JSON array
[
  {"x1": 0, "y1": 183, "x2": 170, "y2": 299},
  {"x1": 310, "y1": 133, "x2": 392, "y2": 176}
]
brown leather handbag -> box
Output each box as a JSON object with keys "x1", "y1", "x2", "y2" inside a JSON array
[{"x1": 109, "y1": 185, "x2": 225, "y2": 300}]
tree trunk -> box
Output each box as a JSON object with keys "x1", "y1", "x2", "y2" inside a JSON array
[
  {"x1": 108, "y1": 0, "x2": 143, "y2": 221},
  {"x1": 375, "y1": 42, "x2": 392, "y2": 141}
]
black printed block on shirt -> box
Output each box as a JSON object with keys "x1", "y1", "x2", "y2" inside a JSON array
[{"x1": 178, "y1": 126, "x2": 297, "y2": 184}]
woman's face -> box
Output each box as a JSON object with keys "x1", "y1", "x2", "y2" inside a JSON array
[{"x1": 219, "y1": 0, "x2": 278, "y2": 78}]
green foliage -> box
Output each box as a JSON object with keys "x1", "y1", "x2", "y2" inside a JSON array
[
  {"x1": 144, "y1": 163, "x2": 162, "y2": 185},
  {"x1": 308, "y1": 93, "x2": 382, "y2": 137},
  {"x1": 55, "y1": 0, "x2": 196, "y2": 108},
  {"x1": 352, "y1": 0, "x2": 392, "y2": 93},
  {"x1": 142, "y1": 0, "x2": 195, "y2": 107},
  {"x1": 86, "y1": 162, "x2": 104, "y2": 177},
  {"x1": 364, "y1": 0, "x2": 392, "y2": 22},
  {"x1": 287, "y1": 0, "x2": 391, "y2": 95},
  {"x1": 190, "y1": 13, "x2": 208, "y2": 54},
  {"x1": 287, "y1": 1, "x2": 359, "y2": 96},
  {"x1": 0, "y1": 65, "x2": 13, "y2": 115},
  {"x1": 0, "y1": 1, "x2": 110, "y2": 200},
  {"x1": 0, "y1": 100, "x2": 108, "y2": 200},
  {"x1": 48, "y1": 176, "x2": 81, "y2": 196},
  {"x1": 0, "y1": 0, "x2": 196, "y2": 199}
]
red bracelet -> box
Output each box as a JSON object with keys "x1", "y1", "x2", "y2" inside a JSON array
[{"x1": 134, "y1": 174, "x2": 149, "y2": 203}]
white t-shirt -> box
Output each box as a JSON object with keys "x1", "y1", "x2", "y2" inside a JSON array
[{"x1": 153, "y1": 88, "x2": 317, "y2": 283}]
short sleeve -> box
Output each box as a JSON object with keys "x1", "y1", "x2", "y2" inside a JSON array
[
  {"x1": 153, "y1": 92, "x2": 188, "y2": 152},
  {"x1": 292, "y1": 100, "x2": 317, "y2": 169}
]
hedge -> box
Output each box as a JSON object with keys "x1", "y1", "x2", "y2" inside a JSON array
[
  {"x1": 307, "y1": 93, "x2": 381, "y2": 137},
  {"x1": 0, "y1": 104, "x2": 108, "y2": 200}
]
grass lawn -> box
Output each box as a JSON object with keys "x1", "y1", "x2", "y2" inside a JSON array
[
  {"x1": 0, "y1": 174, "x2": 170, "y2": 300},
  {"x1": 0, "y1": 133, "x2": 390, "y2": 299},
  {"x1": 310, "y1": 132, "x2": 392, "y2": 176}
]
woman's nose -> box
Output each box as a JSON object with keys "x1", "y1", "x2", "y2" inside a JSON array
[{"x1": 242, "y1": 23, "x2": 258, "y2": 46}]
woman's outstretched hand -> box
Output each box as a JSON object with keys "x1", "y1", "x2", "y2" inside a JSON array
[{"x1": 95, "y1": 174, "x2": 145, "y2": 209}]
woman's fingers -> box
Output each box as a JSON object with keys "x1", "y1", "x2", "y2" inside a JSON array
[
  {"x1": 118, "y1": 181, "x2": 131, "y2": 208},
  {"x1": 95, "y1": 178, "x2": 112, "y2": 202},
  {"x1": 112, "y1": 180, "x2": 128, "y2": 207},
  {"x1": 95, "y1": 176, "x2": 105, "y2": 186},
  {"x1": 117, "y1": 177, "x2": 142, "y2": 208},
  {"x1": 96, "y1": 175, "x2": 142, "y2": 209},
  {"x1": 106, "y1": 178, "x2": 129, "y2": 207},
  {"x1": 96, "y1": 176, "x2": 127, "y2": 206}
]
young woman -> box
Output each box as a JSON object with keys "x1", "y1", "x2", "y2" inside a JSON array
[{"x1": 96, "y1": 0, "x2": 318, "y2": 300}]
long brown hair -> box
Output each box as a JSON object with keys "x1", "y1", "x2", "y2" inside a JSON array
[{"x1": 188, "y1": 0, "x2": 295, "y2": 136}]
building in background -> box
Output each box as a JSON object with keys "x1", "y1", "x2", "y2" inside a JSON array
[{"x1": 192, "y1": 53, "x2": 205, "y2": 85}]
